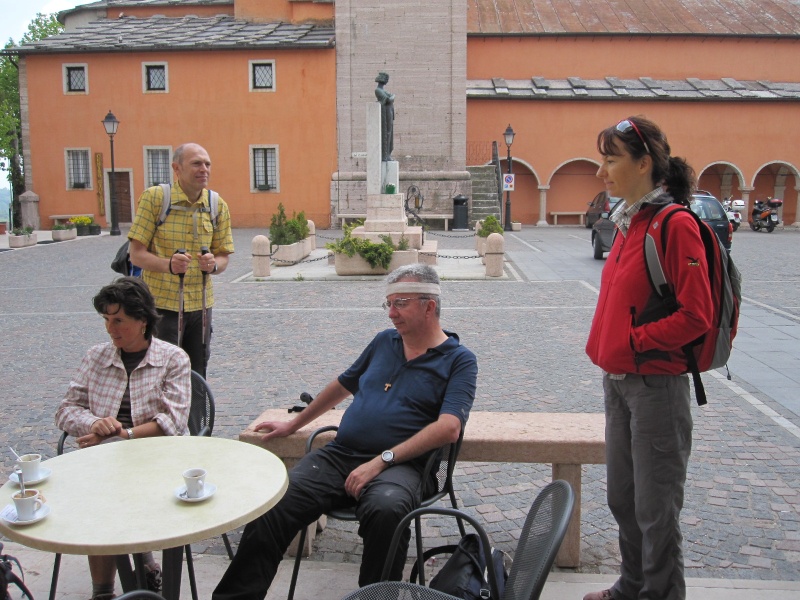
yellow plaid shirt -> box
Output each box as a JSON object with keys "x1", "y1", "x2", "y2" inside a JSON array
[{"x1": 128, "y1": 183, "x2": 234, "y2": 312}]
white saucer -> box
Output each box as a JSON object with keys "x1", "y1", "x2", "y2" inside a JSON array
[
  {"x1": 1, "y1": 503, "x2": 51, "y2": 526},
  {"x1": 9, "y1": 467, "x2": 52, "y2": 486},
  {"x1": 175, "y1": 483, "x2": 216, "y2": 503}
]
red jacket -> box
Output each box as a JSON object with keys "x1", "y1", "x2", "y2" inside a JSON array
[{"x1": 586, "y1": 200, "x2": 713, "y2": 375}]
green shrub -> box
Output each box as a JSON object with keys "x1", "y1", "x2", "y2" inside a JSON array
[
  {"x1": 270, "y1": 204, "x2": 312, "y2": 247},
  {"x1": 326, "y1": 221, "x2": 395, "y2": 269},
  {"x1": 477, "y1": 215, "x2": 503, "y2": 237}
]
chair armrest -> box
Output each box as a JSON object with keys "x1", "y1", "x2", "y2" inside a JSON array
[
  {"x1": 306, "y1": 425, "x2": 339, "y2": 454},
  {"x1": 57, "y1": 431, "x2": 69, "y2": 455}
]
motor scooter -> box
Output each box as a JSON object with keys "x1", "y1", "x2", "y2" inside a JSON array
[
  {"x1": 749, "y1": 197, "x2": 782, "y2": 232},
  {"x1": 722, "y1": 199, "x2": 742, "y2": 232}
]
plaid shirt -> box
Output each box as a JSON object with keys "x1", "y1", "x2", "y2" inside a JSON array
[
  {"x1": 55, "y1": 338, "x2": 191, "y2": 437},
  {"x1": 128, "y1": 183, "x2": 235, "y2": 312},
  {"x1": 610, "y1": 186, "x2": 665, "y2": 237}
]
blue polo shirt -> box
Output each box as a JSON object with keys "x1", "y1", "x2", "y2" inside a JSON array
[{"x1": 334, "y1": 329, "x2": 477, "y2": 455}]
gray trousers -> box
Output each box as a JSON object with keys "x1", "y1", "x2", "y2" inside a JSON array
[{"x1": 604, "y1": 373, "x2": 692, "y2": 600}]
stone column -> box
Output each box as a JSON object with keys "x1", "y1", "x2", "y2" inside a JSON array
[
  {"x1": 537, "y1": 185, "x2": 550, "y2": 226},
  {"x1": 19, "y1": 191, "x2": 40, "y2": 230},
  {"x1": 739, "y1": 186, "x2": 754, "y2": 223}
]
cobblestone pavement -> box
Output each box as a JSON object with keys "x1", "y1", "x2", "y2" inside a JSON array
[{"x1": 1, "y1": 225, "x2": 798, "y2": 582}]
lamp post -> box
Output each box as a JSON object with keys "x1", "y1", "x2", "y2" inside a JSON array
[
  {"x1": 503, "y1": 124, "x2": 515, "y2": 231},
  {"x1": 102, "y1": 110, "x2": 121, "y2": 236}
]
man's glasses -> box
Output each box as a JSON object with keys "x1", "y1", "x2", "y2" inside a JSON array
[
  {"x1": 616, "y1": 119, "x2": 651, "y2": 154},
  {"x1": 382, "y1": 297, "x2": 430, "y2": 311}
]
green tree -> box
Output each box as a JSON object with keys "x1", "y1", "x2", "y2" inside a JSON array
[{"x1": 1, "y1": 13, "x2": 62, "y2": 225}]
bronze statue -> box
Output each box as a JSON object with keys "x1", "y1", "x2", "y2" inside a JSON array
[{"x1": 375, "y1": 72, "x2": 395, "y2": 161}]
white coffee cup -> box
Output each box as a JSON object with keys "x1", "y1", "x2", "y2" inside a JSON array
[
  {"x1": 182, "y1": 468, "x2": 207, "y2": 499},
  {"x1": 15, "y1": 454, "x2": 41, "y2": 482},
  {"x1": 12, "y1": 489, "x2": 43, "y2": 521}
]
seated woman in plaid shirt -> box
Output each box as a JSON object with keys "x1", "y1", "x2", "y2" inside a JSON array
[{"x1": 55, "y1": 277, "x2": 191, "y2": 600}]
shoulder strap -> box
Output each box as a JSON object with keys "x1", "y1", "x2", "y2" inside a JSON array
[
  {"x1": 643, "y1": 204, "x2": 681, "y2": 298},
  {"x1": 157, "y1": 183, "x2": 172, "y2": 226},
  {"x1": 208, "y1": 190, "x2": 219, "y2": 228}
]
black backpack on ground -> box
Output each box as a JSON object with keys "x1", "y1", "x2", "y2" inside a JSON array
[
  {"x1": 0, "y1": 542, "x2": 33, "y2": 600},
  {"x1": 411, "y1": 533, "x2": 509, "y2": 600}
]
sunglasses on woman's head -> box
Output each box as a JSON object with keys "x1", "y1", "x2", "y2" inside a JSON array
[{"x1": 616, "y1": 119, "x2": 651, "y2": 154}]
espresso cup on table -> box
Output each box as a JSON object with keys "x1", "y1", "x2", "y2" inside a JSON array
[
  {"x1": 183, "y1": 468, "x2": 206, "y2": 499},
  {"x1": 15, "y1": 454, "x2": 41, "y2": 482},
  {"x1": 12, "y1": 489, "x2": 43, "y2": 521}
]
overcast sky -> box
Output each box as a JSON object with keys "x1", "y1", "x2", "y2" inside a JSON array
[{"x1": 1, "y1": 0, "x2": 80, "y2": 46}]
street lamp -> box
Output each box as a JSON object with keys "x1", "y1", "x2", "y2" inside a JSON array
[
  {"x1": 101, "y1": 110, "x2": 121, "y2": 236},
  {"x1": 503, "y1": 124, "x2": 515, "y2": 231}
]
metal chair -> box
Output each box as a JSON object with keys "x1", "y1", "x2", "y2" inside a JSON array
[
  {"x1": 339, "y1": 480, "x2": 575, "y2": 600},
  {"x1": 287, "y1": 424, "x2": 466, "y2": 600},
  {"x1": 49, "y1": 371, "x2": 233, "y2": 600}
]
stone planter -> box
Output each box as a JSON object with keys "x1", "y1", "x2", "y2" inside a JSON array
[
  {"x1": 476, "y1": 236, "x2": 487, "y2": 256},
  {"x1": 511, "y1": 221, "x2": 522, "y2": 231},
  {"x1": 8, "y1": 233, "x2": 38, "y2": 248},
  {"x1": 334, "y1": 250, "x2": 418, "y2": 276},
  {"x1": 272, "y1": 239, "x2": 311, "y2": 266},
  {"x1": 52, "y1": 229, "x2": 77, "y2": 242}
]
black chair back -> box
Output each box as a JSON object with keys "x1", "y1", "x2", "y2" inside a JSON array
[
  {"x1": 503, "y1": 479, "x2": 575, "y2": 600},
  {"x1": 187, "y1": 370, "x2": 215, "y2": 437}
]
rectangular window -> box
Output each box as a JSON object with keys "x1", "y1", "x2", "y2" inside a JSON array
[
  {"x1": 143, "y1": 63, "x2": 168, "y2": 93},
  {"x1": 251, "y1": 146, "x2": 278, "y2": 191},
  {"x1": 249, "y1": 60, "x2": 275, "y2": 92},
  {"x1": 63, "y1": 63, "x2": 88, "y2": 94},
  {"x1": 145, "y1": 147, "x2": 171, "y2": 187},
  {"x1": 66, "y1": 149, "x2": 91, "y2": 189}
]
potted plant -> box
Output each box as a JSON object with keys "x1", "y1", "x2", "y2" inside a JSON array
[
  {"x1": 88, "y1": 219, "x2": 102, "y2": 235},
  {"x1": 476, "y1": 215, "x2": 503, "y2": 256},
  {"x1": 326, "y1": 223, "x2": 417, "y2": 275},
  {"x1": 9, "y1": 226, "x2": 37, "y2": 248},
  {"x1": 269, "y1": 204, "x2": 312, "y2": 265},
  {"x1": 70, "y1": 216, "x2": 92, "y2": 236},
  {"x1": 52, "y1": 222, "x2": 77, "y2": 241}
]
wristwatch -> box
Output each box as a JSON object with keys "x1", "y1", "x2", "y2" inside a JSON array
[
  {"x1": 126, "y1": 428, "x2": 135, "y2": 440},
  {"x1": 381, "y1": 450, "x2": 395, "y2": 466}
]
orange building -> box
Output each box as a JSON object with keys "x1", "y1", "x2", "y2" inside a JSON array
[{"x1": 8, "y1": 0, "x2": 800, "y2": 229}]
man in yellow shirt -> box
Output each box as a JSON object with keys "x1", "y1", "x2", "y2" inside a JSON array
[{"x1": 129, "y1": 143, "x2": 234, "y2": 377}]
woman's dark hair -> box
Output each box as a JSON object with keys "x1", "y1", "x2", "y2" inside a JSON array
[
  {"x1": 597, "y1": 115, "x2": 696, "y2": 205},
  {"x1": 93, "y1": 277, "x2": 160, "y2": 340}
]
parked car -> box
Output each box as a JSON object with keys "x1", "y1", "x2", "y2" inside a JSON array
[
  {"x1": 585, "y1": 191, "x2": 623, "y2": 228},
  {"x1": 690, "y1": 193, "x2": 733, "y2": 251},
  {"x1": 591, "y1": 198, "x2": 625, "y2": 259},
  {"x1": 591, "y1": 192, "x2": 732, "y2": 260}
]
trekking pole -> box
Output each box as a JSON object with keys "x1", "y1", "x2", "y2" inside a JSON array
[
  {"x1": 175, "y1": 249, "x2": 187, "y2": 347},
  {"x1": 200, "y1": 246, "x2": 210, "y2": 374}
]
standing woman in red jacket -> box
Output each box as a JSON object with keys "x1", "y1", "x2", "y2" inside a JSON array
[{"x1": 584, "y1": 116, "x2": 712, "y2": 600}]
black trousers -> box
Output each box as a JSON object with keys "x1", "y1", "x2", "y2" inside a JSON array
[
  {"x1": 212, "y1": 443, "x2": 432, "y2": 600},
  {"x1": 155, "y1": 308, "x2": 212, "y2": 377}
]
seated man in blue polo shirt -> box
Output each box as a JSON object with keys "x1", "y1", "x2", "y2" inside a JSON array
[{"x1": 213, "y1": 263, "x2": 478, "y2": 600}]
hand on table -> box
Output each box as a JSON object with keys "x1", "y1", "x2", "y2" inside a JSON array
[{"x1": 78, "y1": 417, "x2": 122, "y2": 448}]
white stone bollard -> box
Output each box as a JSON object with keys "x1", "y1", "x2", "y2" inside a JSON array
[
  {"x1": 484, "y1": 232, "x2": 504, "y2": 277},
  {"x1": 252, "y1": 235, "x2": 271, "y2": 278}
]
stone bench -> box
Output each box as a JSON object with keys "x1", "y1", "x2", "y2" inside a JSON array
[
  {"x1": 239, "y1": 410, "x2": 605, "y2": 568},
  {"x1": 49, "y1": 213, "x2": 94, "y2": 225},
  {"x1": 550, "y1": 211, "x2": 586, "y2": 226}
]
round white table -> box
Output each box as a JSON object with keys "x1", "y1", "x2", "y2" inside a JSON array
[{"x1": 0, "y1": 436, "x2": 288, "y2": 600}]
